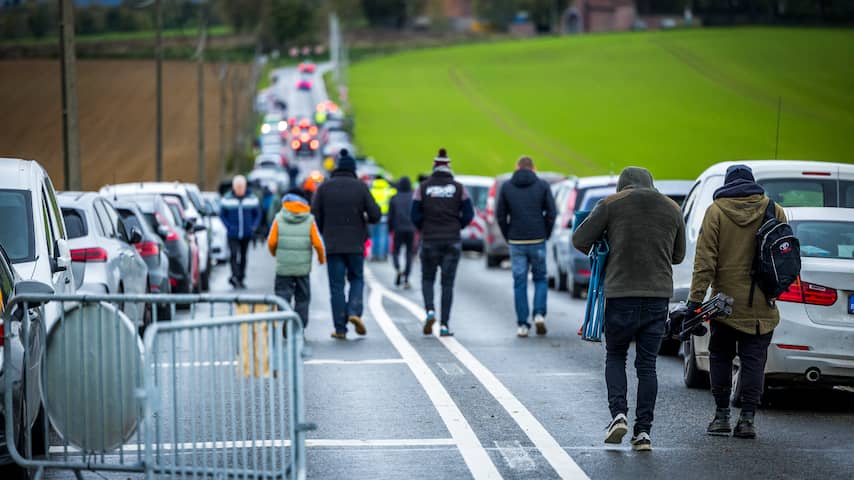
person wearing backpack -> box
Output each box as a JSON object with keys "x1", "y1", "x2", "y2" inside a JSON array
[{"x1": 688, "y1": 164, "x2": 788, "y2": 440}]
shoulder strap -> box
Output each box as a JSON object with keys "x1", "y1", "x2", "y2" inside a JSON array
[{"x1": 764, "y1": 198, "x2": 777, "y2": 222}]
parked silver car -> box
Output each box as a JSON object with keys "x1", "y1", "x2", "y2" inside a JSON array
[{"x1": 58, "y1": 192, "x2": 150, "y2": 324}]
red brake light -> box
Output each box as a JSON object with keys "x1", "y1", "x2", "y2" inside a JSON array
[
  {"x1": 300, "y1": 133, "x2": 310, "y2": 142},
  {"x1": 291, "y1": 139, "x2": 302, "y2": 150},
  {"x1": 776, "y1": 344, "x2": 811, "y2": 351},
  {"x1": 309, "y1": 139, "x2": 320, "y2": 150},
  {"x1": 777, "y1": 277, "x2": 837, "y2": 306},
  {"x1": 802, "y1": 171, "x2": 831, "y2": 176},
  {"x1": 309, "y1": 126, "x2": 318, "y2": 136},
  {"x1": 71, "y1": 247, "x2": 108, "y2": 262},
  {"x1": 135, "y1": 241, "x2": 160, "y2": 257},
  {"x1": 578, "y1": 268, "x2": 591, "y2": 276},
  {"x1": 169, "y1": 277, "x2": 178, "y2": 287}
]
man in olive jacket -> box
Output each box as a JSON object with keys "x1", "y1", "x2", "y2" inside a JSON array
[
  {"x1": 573, "y1": 166, "x2": 685, "y2": 452},
  {"x1": 688, "y1": 164, "x2": 786, "y2": 439}
]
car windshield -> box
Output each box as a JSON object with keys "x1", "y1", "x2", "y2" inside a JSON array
[
  {"x1": 0, "y1": 189, "x2": 36, "y2": 262},
  {"x1": 759, "y1": 179, "x2": 854, "y2": 208},
  {"x1": 61, "y1": 208, "x2": 87, "y2": 239},
  {"x1": 117, "y1": 209, "x2": 146, "y2": 236},
  {"x1": 791, "y1": 220, "x2": 854, "y2": 260}
]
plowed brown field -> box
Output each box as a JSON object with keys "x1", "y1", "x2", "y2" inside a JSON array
[{"x1": 0, "y1": 59, "x2": 251, "y2": 190}]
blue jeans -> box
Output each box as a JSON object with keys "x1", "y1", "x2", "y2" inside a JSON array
[
  {"x1": 604, "y1": 297, "x2": 668, "y2": 435},
  {"x1": 510, "y1": 242, "x2": 548, "y2": 327},
  {"x1": 369, "y1": 218, "x2": 389, "y2": 259},
  {"x1": 326, "y1": 253, "x2": 365, "y2": 334}
]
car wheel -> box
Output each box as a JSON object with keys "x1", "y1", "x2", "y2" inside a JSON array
[
  {"x1": 683, "y1": 338, "x2": 710, "y2": 389},
  {"x1": 570, "y1": 281, "x2": 583, "y2": 298},
  {"x1": 547, "y1": 276, "x2": 555, "y2": 289},
  {"x1": 659, "y1": 337, "x2": 680, "y2": 356},
  {"x1": 200, "y1": 269, "x2": 210, "y2": 292},
  {"x1": 486, "y1": 254, "x2": 501, "y2": 269},
  {"x1": 557, "y1": 271, "x2": 568, "y2": 292}
]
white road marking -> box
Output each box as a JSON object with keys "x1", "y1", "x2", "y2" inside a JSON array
[
  {"x1": 373, "y1": 279, "x2": 590, "y2": 480},
  {"x1": 48, "y1": 438, "x2": 457, "y2": 454},
  {"x1": 306, "y1": 358, "x2": 406, "y2": 365},
  {"x1": 367, "y1": 287, "x2": 503, "y2": 479},
  {"x1": 494, "y1": 440, "x2": 537, "y2": 471},
  {"x1": 437, "y1": 362, "x2": 466, "y2": 376}
]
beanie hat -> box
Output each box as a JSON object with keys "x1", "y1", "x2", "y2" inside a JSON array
[
  {"x1": 724, "y1": 164, "x2": 755, "y2": 184},
  {"x1": 433, "y1": 148, "x2": 451, "y2": 169},
  {"x1": 281, "y1": 193, "x2": 308, "y2": 205},
  {"x1": 337, "y1": 149, "x2": 356, "y2": 172}
]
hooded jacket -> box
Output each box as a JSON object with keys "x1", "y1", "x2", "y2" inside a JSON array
[
  {"x1": 689, "y1": 194, "x2": 786, "y2": 335},
  {"x1": 572, "y1": 167, "x2": 686, "y2": 299},
  {"x1": 495, "y1": 169, "x2": 557, "y2": 243},
  {"x1": 267, "y1": 195, "x2": 326, "y2": 276},
  {"x1": 388, "y1": 177, "x2": 415, "y2": 234},
  {"x1": 311, "y1": 169, "x2": 381, "y2": 254}
]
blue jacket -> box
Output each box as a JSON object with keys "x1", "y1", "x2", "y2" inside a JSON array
[{"x1": 220, "y1": 191, "x2": 263, "y2": 240}]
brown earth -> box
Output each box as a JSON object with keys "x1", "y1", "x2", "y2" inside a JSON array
[{"x1": 0, "y1": 59, "x2": 252, "y2": 190}]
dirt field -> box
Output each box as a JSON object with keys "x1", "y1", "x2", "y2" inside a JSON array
[{"x1": 0, "y1": 59, "x2": 252, "y2": 190}]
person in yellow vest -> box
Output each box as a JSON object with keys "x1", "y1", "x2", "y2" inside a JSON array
[
  {"x1": 267, "y1": 188, "x2": 326, "y2": 330},
  {"x1": 369, "y1": 176, "x2": 396, "y2": 261}
]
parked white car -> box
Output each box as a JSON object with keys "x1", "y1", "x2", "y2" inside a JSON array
[
  {"x1": 678, "y1": 160, "x2": 854, "y2": 389},
  {"x1": 0, "y1": 158, "x2": 74, "y2": 330},
  {"x1": 101, "y1": 182, "x2": 211, "y2": 291},
  {"x1": 201, "y1": 192, "x2": 230, "y2": 264},
  {"x1": 456, "y1": 175, "x2": 493, "y2": 252}
]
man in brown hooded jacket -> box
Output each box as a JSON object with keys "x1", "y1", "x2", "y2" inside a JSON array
[{"x1": 688, "y1": 164, "x2": 786, "y2": 439}]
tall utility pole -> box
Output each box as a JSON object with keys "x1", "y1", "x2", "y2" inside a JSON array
[
  {"x1": 155, "y1": 0, "x2": 163, "y2": 181},
  {"x1": 231, "y1": 70, "x2": 241, "y2": 174},
  {"x1": 196, "y1": 2, "x2": 208, "y2": 189},
  {"x1": 58, "y1": 0, "x2": 81, "y2": 190},
  {"x1": 217, "y1": 64, "x2": 229, "y2": 182}
]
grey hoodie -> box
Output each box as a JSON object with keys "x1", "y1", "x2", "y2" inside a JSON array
[{"x1": 572, "y1": 167, "x2": 686, "y2": 299}]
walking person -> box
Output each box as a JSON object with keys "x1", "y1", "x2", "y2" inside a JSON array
[
  {"x1": 267, "y1": 189, "x2": 326, "y2": 330},
  {"x1": 220, "y1": 175, "x2": 263, "y2": 289},
  {"x1": 411, "y1": 148, "x2": 474, "y2": 337},
  {"x1": 688, "y1": 165, "x2": 786, "y2": 439},
  {"x1": 311, "y1": 149, "x2": 381, "y2": 339},
  {"x1": 572, "y1": 167, "x2": 685, "y2": 452},
  {"x1": 369, "y1": 176, "x2": 396, "y2": 261},
  {"x1": 496, "y1": 156, "x2": 557, "y2": 337},
  {"x1": 388, "y1": 176, "x2": 416, "y2": 289}
]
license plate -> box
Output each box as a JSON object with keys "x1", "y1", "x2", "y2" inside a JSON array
[{"x1": 849, "y1": 295, "x2": 854, "y2": 315}]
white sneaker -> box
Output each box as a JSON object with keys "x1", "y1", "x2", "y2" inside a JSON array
[
  {"x1": 516, "y1": 325, "x2": 529, "y2": 337},
  {"x1": 604, "y1": 413, "x2": 629, "y2": 444},
  {"x1": 534, "y1": 314, "x2": 547, "y2": 335}
]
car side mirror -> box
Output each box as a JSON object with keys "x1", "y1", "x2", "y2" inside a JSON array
[
  {"x1": 193, "y1": 223, "x2": 207, "y2": 233},
  {"x1": 157, "y1": 225, "x2": 170, "y2": 238},
  {"x1": 565, "y1": 218, "x2": 573, "y2": 229},
  {"x1": 52, "y1": 238, "x2": 71, "y2": 272},
  {"x1": 14, "y1": 280, "x2": 55, "y2": 300},
  {"x1": 129, "y1": 227, "x2": 143, "y2": 245},
  {"x1": 184, "y1": 219, "x2": 195, "y2": 231}
]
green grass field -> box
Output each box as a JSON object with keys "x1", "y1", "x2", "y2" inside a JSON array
[{"x1": 349, "y1": 27, "x2": 854, "y2": 179}]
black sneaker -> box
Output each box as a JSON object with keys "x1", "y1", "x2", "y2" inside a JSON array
[
  {"x1": 733, "y1": 412, "x2": 757, "y2": 439},
  {"x1": 707, "y1": 408, "x2": 732, "y2": 436},
  {"x1": 604, "y1": 413, "x2": 628, "y2": 444},
  {"x1": 228, "y1": 277, "x2": 238, "y2": 288},
  {"x1": 630, "y1": 432, "x2": 652, "y2": 452},
  {"x1": 394, "y1": 271, "x2": 402, "y2": 286}
]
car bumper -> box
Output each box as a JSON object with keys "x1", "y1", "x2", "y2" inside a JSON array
[{"x1": 462, "y1": 238, "x2": 484, "y2": 251}]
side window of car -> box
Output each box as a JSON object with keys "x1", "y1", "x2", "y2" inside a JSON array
[
  {"x1": 105, "y1": 203, "x2": 129, "y2": 242},
  {"x1": 40, "y1": 188, "x2": 55, "y2": 254},
  {"x1": 44, "y1": 177, "x2": 65, "y2": 239},
  {"x1": 94, "y1": 200, "x2": 116, "y2": 238},
  {"x1": 681, "y1": 181, "x2": 701, "y2": 222}
]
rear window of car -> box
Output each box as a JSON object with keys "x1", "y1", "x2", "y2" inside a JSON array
[
  {"x1": 581, "y1": 195, "x2": 608, "y2": 211},
  {"x1": 61, "y1": 208, "x2": 88, "y2": 239},
  {"x1": 791, "y1": 221, "x2": 854, "y2": 260},
  {"x1": 466, "y1": 186, "x2": 489, "y2": 211},
  {"x1": 0, "y1": 189, "x2": 36, "y2": 263},
  {"x1": 117, "y1": 208, "x2": 146, "y2": 235},
  {"x1": 668, "y1": 195, "x2": 687, "y2": 207},
  {"x1": 760, "y1": 179, "x2": 854, "y2": 208}
]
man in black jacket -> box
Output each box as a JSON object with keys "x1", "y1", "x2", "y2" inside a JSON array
[
  {"x1": 496, "y1": 156, "x2": 557, "y2": 337},
  {"x1": 411, "y1": 148, "x2": 474, "y2": 336},
  {"x1": 311, "y1": 149, "x2": 382, "y2": 339},
  {"x1": 388, "y1": 176, "x2": 415, "y2": 289}
]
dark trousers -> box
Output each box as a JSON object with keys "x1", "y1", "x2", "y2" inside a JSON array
[
  {"x1": 275, "y1": 275, "x2": 310, "y2": 328},
  {"x1": 604, "y1": 297, "x2": 668, "y2": 435},
  {"x1": 392, "y1": 230, "x2": 416, "y2": 280},
  {"x1": 708, "y1": 321, "x2": 773, "y2": 413},
  {"x1": 420, "y1": 240, "x2": 461, "y2": 325},
  {"x1": 228, "y1": 238, "x2": 251, "y2": 282},
  {"x1": 327, "y1": 253, "x2": 365, "y2": 334}
]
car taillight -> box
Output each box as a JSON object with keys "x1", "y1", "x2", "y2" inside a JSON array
[
  {"x1": 578, "y1": 268, "x2": 591, "y2": 276},
  {"x1": 309, "y1": 139, "x2": 320, "y2": 150},
  {"x1": 291, "y1": 139, "x2": 301, "y2": 150},
  {"x1": 300, "y1": 133, "x2": 310, "y2": 142},
  {"x1": 777, "y1": 277, "x2": 837, "y2": 306},
  {"x1": 309, "y1": 126, "x2": 318, "y2": 136},
  {"x1": 802, "y1": 171, "x2": 831, "y2": 176},
  {"x1": 135, "y1": 241, "x2": 160, "y2": 257},
  {"x1": 71, "y1": 247, "x2": 108, "y2": 262},
  {"x1": 169, "y1": 277, "x2": 178, "y2": 287}
]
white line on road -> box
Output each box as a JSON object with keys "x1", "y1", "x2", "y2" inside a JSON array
[
  {"x1": 494, "y1": 440, "x2": 537, "y2": 471},
  {"x1": 437, "y1": 362, "x2": 466, "y2": 376},
  {"x1": 373, "y1": 279, "x2": 591, "y2": 480},
  {"x1": 367, "y1": 287, "x2": 503, "y2": 480},
  {"x1": 48, "y1": 438, "x2": 457, "y2": 454},
  {"x1": 305, "y1": 358, "x2": 406, "y2": 365}
]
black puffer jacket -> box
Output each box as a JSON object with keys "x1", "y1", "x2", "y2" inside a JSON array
[
  {"x1": 496, "y1": 169, "x2": 557, "y2": 243},
  {"x1": 388, "y1": 177, "x2": 415, "y2": 233},
  {"x1": 311, "y1": 169, "x2": 381, "y2": 254}
]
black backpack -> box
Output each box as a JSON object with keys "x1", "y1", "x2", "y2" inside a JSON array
[{"x1": 749, "y1": 199, "x2": 801, "y2": 307}]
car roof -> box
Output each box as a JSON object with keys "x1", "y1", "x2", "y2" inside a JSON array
[
  {"x1": 0, "y1": 158, "x2": 45, "y2": 189},
  {"x1": 654, "y1": 180, "x2": 694, "y2": 195},
  {"x1": 697, "y1": 160, "x2": 853, "y2": 179},
  {"x1": 57, "y1": 191, "x2": 98, "y2": 206},
  {"x1": 455, "y1": 175, "x2": 494, "y2": 187},
  {"x1": 495, "y1": 171, "x2": 567, "y2": 184},
  {"x1": 575, "y1": 175, "x2": 619, "y2": 189},
  {"x1": 102, "y1": 182, "x2": 190, "y2": 197},
  {"x1": 784, "y1": 207, "x2": 854, "y2": 222}
]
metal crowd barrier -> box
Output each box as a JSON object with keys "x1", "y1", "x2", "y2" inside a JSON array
[{"x1": 2, "y1": 292, "x2": 313, "y2": 480}]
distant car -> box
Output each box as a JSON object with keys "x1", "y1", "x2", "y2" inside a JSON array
[
  {"x1": 689, "y1": 207, "x2": 854, "y2": 398},
  {"x1": 100, "y1": 183, "x2": 211, "y2": 291},
  {"x1": 0, "y1": 245, "x2": 50, "y2": 472},
  {"x1": 254, "y1": 153, "x2": 286, "y2": 170},
  {"x1": 298, "y1": 62, "x2": 316, "y2": 74},
  {"x1": 58, "y1": 192, "x2": 150, "y2": 324},
  {"x1": 456, "y1": 175, "x2": 493, "y2": 252},
  {"x1": 297, "y1": 79, "x2": 312, "y2": 91},
  {"x1": 0, "y1": 158, "x2": 74, "y2": 331},
  {"x1": 290, "y1": 120, "x2": 320, "y2": 155},
  {"x1": 201, "y1": 193, "x2": 229, "y2": 264},
  {"x1": 162, "y1": 196, "x2": 201, "y2": 293},
  {"x1": 260, "y1": 113, "x2": 287, "y2": 135},
  {"x1": 564, "y1": 184, "x2": 616, "y2": 297},
  {"x1": 484, "y1": 172, "x2": 567, "y2": 268}
]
